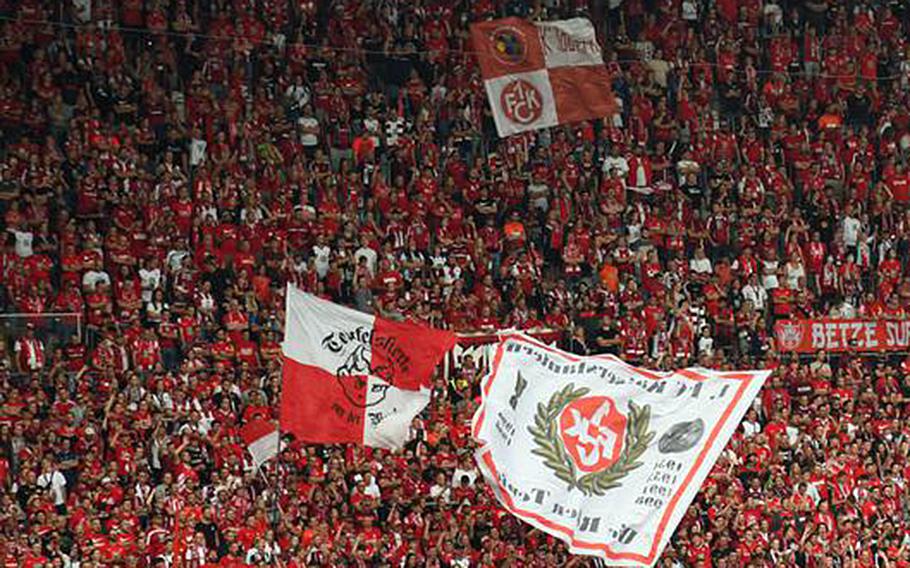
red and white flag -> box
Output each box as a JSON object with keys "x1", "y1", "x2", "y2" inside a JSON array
[
  {"x1": 471, "y1": 17, "x2": 616, "y2": 137},
  {"x1": 240, "y1": 418, "x2": 279, "y2": 467},
  {"x1": 473, "y1": 334, "x2": 769, "y2": 566},
  {"x1": 279, "y1": 285, "x2": 456, "y2": 449}
]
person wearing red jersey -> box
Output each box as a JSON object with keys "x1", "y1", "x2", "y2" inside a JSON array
[
  {"x1": 132, "y1": 328, "x2": 162, "y2": 372},
  {"x1": 621, "y1": 316, "x2": 648, "y2": 362},
  {"x1": 13, "y1": 324, "x2": 44, "y2": 373}
]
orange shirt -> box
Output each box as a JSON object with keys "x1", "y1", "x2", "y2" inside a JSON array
[
  {"x1": 599, "y1": 263, "x2": 619, "y2": 293},
  {"x1": 818, "y1": 113, "x2": 843, "y2": 130},
  {"x1": 503, "y1": 221, "x2": 525, "y2": 242}
]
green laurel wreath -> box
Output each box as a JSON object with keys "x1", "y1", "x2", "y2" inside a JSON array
[{"x1": 528, "y1": 383, "x2": 655, "y2": 496}]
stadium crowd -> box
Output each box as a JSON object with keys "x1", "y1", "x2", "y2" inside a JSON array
[{"x1": 5, "y1": 0, "x2": 910, "y2": 565}]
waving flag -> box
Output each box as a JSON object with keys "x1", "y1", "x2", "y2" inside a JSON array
[
  {"x1": 280, "y1": 285, "x2": 455, "y2": 449},
  {"x1": 471, "y1": 17, "x2": 616, "y2": 137},
  {"x1": 473, "y1": 333, "x2": 768, "y2": 566},
  {"x1": 240, "y1": 418, "x2": 279, "y2": 466}
]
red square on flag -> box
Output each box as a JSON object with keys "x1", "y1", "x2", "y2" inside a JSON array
[
  {"x1": 470, "y1": 18, "x2": 545, "y2": 78},
  {"x1": 549, "y1": 65, "x2": 615, "y2": 125}
]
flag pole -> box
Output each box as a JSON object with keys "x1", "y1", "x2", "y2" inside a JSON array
[
  {"x1": 275, "y1": 424, "x2": 284, "y2": 518},
  {"x1": 273, "y1": 287, "x2": 288, "y2": 532},
  {"x1": 270, "y1": 413, "x2": 283, "y2": 526},
  {"x1": 173, "y1": 507, "x2": 184, "y2": 568}
]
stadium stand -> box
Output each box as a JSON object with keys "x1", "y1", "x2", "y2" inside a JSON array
[{"x1": 3, "y1": 0, "x2": 910, "y2": 566}]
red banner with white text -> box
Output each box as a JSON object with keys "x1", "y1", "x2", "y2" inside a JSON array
[{"x1": 775, "y1": 319, "x2": 910, "y2": 353}]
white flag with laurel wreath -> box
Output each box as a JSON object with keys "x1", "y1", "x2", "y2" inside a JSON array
[{"x1": 472, "y1": 333, "x2": 768, "y2": 567}]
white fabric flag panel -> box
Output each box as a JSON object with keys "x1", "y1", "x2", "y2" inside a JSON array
[{"x1": 472, "y1": 333, "x2": 768, "y2": 567}]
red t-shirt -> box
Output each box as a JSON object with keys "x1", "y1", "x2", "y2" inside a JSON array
[{"x1": 889, "y1": 173, "x2": 910, "y2": 202}]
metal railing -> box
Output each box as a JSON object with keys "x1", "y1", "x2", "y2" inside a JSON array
[{"x1": 0, "y1": 311, "x2": 83, "y2": 351}]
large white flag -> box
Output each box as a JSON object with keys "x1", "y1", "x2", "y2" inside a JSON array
[{"x1": 472, "y1": 333, "x2": 768, "y2": 566}]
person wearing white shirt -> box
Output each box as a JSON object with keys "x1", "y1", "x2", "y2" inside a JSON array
[
  {"x1": 602, "y1": 152, "x2": 629, "y2": 179},
  {"x1": 384, "y1": 114, "x2": 410, "y2": 147},
  {"x1": 842, "y1": 204, "x2": 862, "y2": 249},
  {"x1": 761, "y1": 258, "x2": 779, "y2": 290},
  {"x1": 82, "y1": 268, "x2": 112, "y2": 290},
  {"x1": 785, "y1": 257, "x2": 806, "y2": 290},
  {"x1": 139, "y1": 258, "x2": 163, "y2": 303},
  {"x1": 8, "y1": 227, "x2": 33, "y2": 257},
  {"x1": 429, "y1": 472, "x2": 451, "y2": 502},
  {"x1": 689, "y1": 248, "x2": 712, "y2": 277},
  {"x1": 189, "y1": 126, "x2": 207, "y2": 167},
  {"x1": 809, "y1": 351, "x2": 832, "y2": 379},
  {"x1": 786, "y1": 424, "x2": 800, "y2": 446},
  {"x1": 363, "y1": 472, "x2": 381, "y2": 498},
  {"x1": 362, "y1": 108, "x2": 382, "y2": 148},
  {"x1": 152, "y1": 382, "x2": 174, "y2": 412},
  {"x1": 741, "y1": 409, "x2": 761, "y2": 438},
  {"x1": 742, "y1": 274, "x2": 768, "y2": 311},
  {"x1": 451, "y1": 468, "x2": 477, "y2": 487},
  {"x1": 682, "y1": 0, "x2": 698, "y2": 21},
  {"x1": 297, "y1": 104, "x2": 320, "y2": 150},
  {"x1": 696, "y1": 328, "x2": 714, "y2": 358},
  {"x1": 528, "y1": 176, "x2": 550, "y2": 212},
  {"x1": 832, "y1": 298, "x2": 857, "y2": 318},
  {"x1": 647, "y1": 50, "x2": 671, "y2": 87},
  {"x1": 240, "y1": 205, "x2": 267, "y2": 227},
  {"x1": 354, "y1": 237, "x2": 378, "y2": 276},
  {"x1": 312, "y1": 236, "x2": 331, "y2": 279},
  {"x1": 37, "y1": 459, "x2": 68, "y2": 510}
]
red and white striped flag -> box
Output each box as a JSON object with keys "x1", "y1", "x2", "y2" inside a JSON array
[
  {"x1": 471, "y1": 17, "x2": 616, "y2": 137},
  {"x1": 240, "y1": 418, "x2": 279, "y2": 466},
  {"x1": 279, "y1": 285, "x2": 456, "y2": 449}
]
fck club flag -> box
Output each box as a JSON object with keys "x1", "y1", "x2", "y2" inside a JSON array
[
  {"x1": 280, "y1": 285, "x2": 456, "y2": 449},
  {"x1": 240, "y1": 418, "x2": 279, "y2": 467},
  {"x1": 473, "y1": 333, "x2": 768, "y2": 566},
  {"x1": 471, "y1": 17, "x2": 616, "y2": 137}
]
